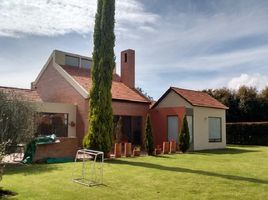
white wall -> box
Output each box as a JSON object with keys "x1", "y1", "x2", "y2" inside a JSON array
[{"x1": 193, "y1": 106, "x2": 226, "y2": 150}]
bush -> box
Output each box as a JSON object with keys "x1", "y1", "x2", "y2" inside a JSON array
[
  {"x1": 227, "y1": 123, "x2": 268, "y2": 145},
  {"x1": 144, "y1": 115, "x2": 154, "y2": 155},
  {"x1": 179, "y1": 115, "x2": 190, "y2": 153}
]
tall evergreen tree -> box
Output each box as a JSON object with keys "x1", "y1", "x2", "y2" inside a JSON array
[
  {"x1": 144, "y1": 115, "x2": 154, "y2": 155},
  {"x1": 83, "y1": 0, "x2": 115, "y2": 154},
  {"x1": 179, "y1": 115, "x2": 190, "y2": 153}
]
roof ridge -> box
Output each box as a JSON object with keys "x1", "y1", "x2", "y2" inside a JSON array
[
  {"x1": 0, "y1": 86, "x2": 33, "y2": 91},
  {"x1": 170, "y1": 86, "x2": 204, "y2": 93}
]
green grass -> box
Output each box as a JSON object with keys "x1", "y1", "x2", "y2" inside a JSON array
[{"x1": 2, "y1": 145, "x2": 268, "y2": 200}]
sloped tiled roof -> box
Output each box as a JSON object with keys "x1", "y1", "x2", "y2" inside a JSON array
[
  {"x1": 0, "y1": 86, "x2": 42, "y2": 102},
  {"x1": 171, "y1": 87, "x2": 228, "y2": 109},
  {"x1": 61, "y1": 66, "x2": 150, "y2": 103}
]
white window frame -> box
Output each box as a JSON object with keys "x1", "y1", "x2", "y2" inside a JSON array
[{"x1": 208, "y1": 117, "x2": 222, "y2": 142}]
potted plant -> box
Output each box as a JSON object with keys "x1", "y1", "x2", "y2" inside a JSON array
[
  {"x1": 154, "y1": 145, "x2": 162, "y2": 155},
  {"x1": 169, "y1": 139, "x2": 177, "y2": 153},
  {"x1": 124, "y1": 142, "x2": 132, "y2": 157},
  {"x1": 163, "y1": 141, "x2": 170, "y2": 154},
  {"x1": 133, "y1": 146, "x2": 141, "y2": 156}
]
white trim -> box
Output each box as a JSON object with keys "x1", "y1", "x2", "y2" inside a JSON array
[
  {"x1": 33, "y1": 51, "x2": 55, "y2": 85},
  {"x1": 53, "y1": 61, "x2": 89, "y2": 98}
]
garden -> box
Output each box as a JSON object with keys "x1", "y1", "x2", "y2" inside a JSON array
[{"x1": 1, "y1": 145, "x2": 268, "y2": 200}]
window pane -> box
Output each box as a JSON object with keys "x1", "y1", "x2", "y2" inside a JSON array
[
  {"x1": 81, "y1": 58, "x2": 91, "y2": 69},
  {"x1": 168, "y1": 116, "x2": 178, "y2": 142},
  {"x1": 65, "y1": 55, "x2": 79, "y2": 67},
  {"x1": 209, "y1": 117, "x2": 221, "y2": 142},
  {"x1": 187, "y1": 116, "x2": 193, "y2": 144},
  {"x1": 37, "y1": 113, "x2": 68, "y2": 137}
]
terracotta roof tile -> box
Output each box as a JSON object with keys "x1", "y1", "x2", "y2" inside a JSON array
[
  {"x1": 61, "y1": 66, "x2": 150, "y2": 103},
  {"x1": 0, "y1": 86, "x2": 42, "y2": 102},
  {"x1": 171, "y1": 87, "x2": 228, "y2": 109}
]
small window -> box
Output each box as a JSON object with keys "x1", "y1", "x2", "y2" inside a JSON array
[
  {"x1": 208, "y1": 117, "x2": 222, "y2": 142},
  {"x1": 36, "y1": 113, "x2": 68, "y2": 137},
  {"x1": 65, "y1": 55, "x2": 79, "y2": 67},
  {"x1": 124, "y1": 53, "x2": 127, "y2": 63},
  {"x1": 81, "y1": 58, "x2": 91, "y2": 69}
]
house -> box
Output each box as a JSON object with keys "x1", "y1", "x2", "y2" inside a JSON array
[
  {"x1": 150, "y1": 87, "x2": 228, "y2": 150},
  {"x1": 1, "y1": 49, "x2": 228, "y2": 160}
]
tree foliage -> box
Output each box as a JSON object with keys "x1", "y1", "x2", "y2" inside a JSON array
[
  {"x1": 83, "y1": 0, "x2": 115, "y2": 154},
  {"x1": 144, "y1": 115, "x2": 154, "y2": 155},
  {"x1": 179, "y1": 115, "x2": 190, "y2": 153},
  {"x1": 203, "y1": 86, "x2": 268, "y2": 122},
  {"x1": 0, "y1": 91, "x2": 36, "y2": 181}
]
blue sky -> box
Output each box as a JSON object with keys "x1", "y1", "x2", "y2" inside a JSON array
[{"x1": 0, "y1": 0, "x2": 268, "y2": 99}]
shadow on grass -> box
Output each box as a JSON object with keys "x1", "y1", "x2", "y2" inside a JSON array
[
  {"x1": 3, "y1": 163, "x2": 59, "y2": 175},
  {"x1": 193, "y1": 147, "x2": 260, "y2": 155},
  {"x1": 0, "y1": 188, "x2": 17, "y2": 199},
  {"x1": 109, "y1": 159, "x2": 268, "y2": 185}
]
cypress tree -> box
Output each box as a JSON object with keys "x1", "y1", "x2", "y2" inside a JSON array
[
  {"x1": 179, "y1": 115, "x2": 190, "y2": 153},
  {"x1": 144, "y1": 115, "x2": 154, "y2": 155},
  {"x1": 83, "y1": 0, "x2": 115, "y2": 154}
]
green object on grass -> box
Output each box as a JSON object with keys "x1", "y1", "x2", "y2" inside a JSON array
[
  {"x1": 22, "y1": 134, "x2": 57, "y2": 164},
  {"x1": 46, "y1": 157, "x2": 73, "y2": 164}
]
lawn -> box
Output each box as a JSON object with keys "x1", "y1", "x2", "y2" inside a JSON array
[{"x1": 1, "y1": 145, "x2": 268, "y2": 200}]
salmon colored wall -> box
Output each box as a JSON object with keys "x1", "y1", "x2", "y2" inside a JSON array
[{"x1": 150, "y1": 107, "x2": 186, "y2": 147}]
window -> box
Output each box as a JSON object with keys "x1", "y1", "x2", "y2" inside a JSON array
[
  {"x1": 65, "y1": 55, "x2": 79, "y2": 67},
  {"x1": 81, "y1": 58, "x2": 91, "y2": 69},
  {"x1": 124, "y1": 53, "x2": 127, "y2": 63},
  {"x1": 36, "y1": 113, "x2": 68, "y2": 137},
  {"x1": 187, "y1": 115, "x2": 193, "y2": 144},
  {"x1": 208, "y1": 117, "x2": 222, "y2": 142}
]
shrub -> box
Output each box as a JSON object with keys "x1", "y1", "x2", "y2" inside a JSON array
[
  {"x1": 179, "y1": 115, "x2": 190, "y2": 153},
  {"x1": 227, "y1": 123, "x2": 268, "y2": 145},
  {"x1": 144, "y1": 115, "x2": 154, "y2": 155}
]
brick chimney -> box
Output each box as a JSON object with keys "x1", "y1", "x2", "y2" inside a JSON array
[{"x1": 121, "y1": 49, "x2": 135, "y2": 88}]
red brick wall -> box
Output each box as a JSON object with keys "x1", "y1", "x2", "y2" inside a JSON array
[
  {"x1": 34, "y1": 137, "x2": 78, "y2": 162},
  {"x1": 121, "y1": 50, "x2": 135, "y2": 88},
  {"x1": 35, "y1": 60, "x2": 88, "y2": 147},
  {"x1": 150, "y1": 107, "x2": 186, "y2": 147},
  {"x1": 112, "y1": 100, "x2": 150, "y2": 146}
]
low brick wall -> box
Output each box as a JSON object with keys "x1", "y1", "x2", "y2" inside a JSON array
[{"x1": 34, "y1": 137, "x2": 79, "y2": 162}]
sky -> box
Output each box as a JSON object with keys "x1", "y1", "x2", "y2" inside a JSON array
[{"x1": 0, "y1": 0, "x2": 268, "y2": 99}]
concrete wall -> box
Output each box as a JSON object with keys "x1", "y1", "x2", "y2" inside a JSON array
[
  {"x1": 157, "y1": 90, "x2": 192, "y2": 108},
  {"x1": 193, "y1": 106, "x2": 226, "y2": 150}
]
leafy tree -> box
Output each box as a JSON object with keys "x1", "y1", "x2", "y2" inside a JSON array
[
  {"x1": 83, "y1": 0, "x2": 115, "y2": 154},
  {"x1": 179, "y1": 115, "x2": 190, "y2": 153},
  {"x1": 0, "y1": 91, "x2": 36, "y2": 181},
  {"x1": 144, "y1": 115, "x2": 154, "y2": 155}
]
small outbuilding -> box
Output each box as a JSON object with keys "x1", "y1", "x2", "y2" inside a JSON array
[{"x1": 150, "y1": 87, "x2": 228, "y2": 151}]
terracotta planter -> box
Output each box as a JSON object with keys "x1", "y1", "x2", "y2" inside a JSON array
[
  {"x1": 124, "y1": 143, "x2": 132, "y2": 157},
  {"x1": 154, "y1": 145, "x2": 162, "y2": 155},
  {"x1": 163, "y1": 142, "x2": 170, "y2": 154},
  {"x1": 133, "y1": 149, "x2": 141, "y2": 156},
  {"x1": 169, "y1": 141, "x2": 177, "y2": 153},
  {"x1": 114, "y1": 143, "x2": 122, "y2": 158}
]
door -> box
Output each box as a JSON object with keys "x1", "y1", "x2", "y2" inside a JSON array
[{"x1": 167, "y1": 116, "x2": 179, "y2": 142}]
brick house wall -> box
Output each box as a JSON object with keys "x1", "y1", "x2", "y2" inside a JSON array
[
  {"x1": 150, "y1": 107, "x2": 186, "y2": 147},
  {"x1": 35, "y1": 60, "x2": 87, "y2": 148}
]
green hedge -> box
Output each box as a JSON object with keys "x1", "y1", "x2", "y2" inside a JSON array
[{"x1": 226, "y1": 123, "x2": 268, "y2": 145}]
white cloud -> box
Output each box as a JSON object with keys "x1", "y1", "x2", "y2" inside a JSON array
[
  {"x1": 0, "y1": 0, "x2": 158, "y2": 37},
  {"x1": 228, "y1": 73, "x2": 268, "y2": 91}
]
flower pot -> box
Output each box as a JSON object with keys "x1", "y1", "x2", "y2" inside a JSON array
[
  {"x1": 114, "y1": 143, "x2": 122, "y2": 158},
  {"x1": 124, "y1": 143, "x2": 132, "y2": 157},
  {"x1": 163, "y1": 142, "x2": 170, "y2": 154},
  {"x1": 133, "y1": 150, "x2": 140, "y2": 156},
  {"x1": 169, "y1": 141, "x2": 177, "y2": 153},
  {"x1": 154, "y1": 145, "x2": 162, "y2": 155}
]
